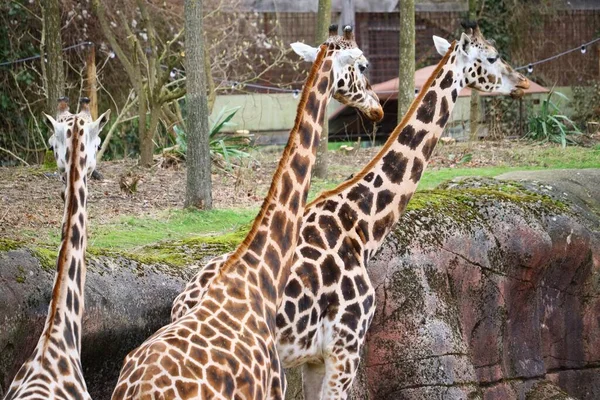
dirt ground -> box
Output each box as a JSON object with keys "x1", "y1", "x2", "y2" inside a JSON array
[{"x1": 0, "y1": 139, "x2": 596, "y2": 242}]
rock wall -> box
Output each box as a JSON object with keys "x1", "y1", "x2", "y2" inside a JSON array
[
  {"x1": 1, "y1": 171, "x2": 598, "y2": 400},
  {"x1": 354, "y1": 174, "x2": 599, "y2": 399},
  {"x1": 0, "y1": 250, "x2": 187, "y2": 399},
  {"x1": 286, "y1": 172, "x2": 600, "y2": 400}
]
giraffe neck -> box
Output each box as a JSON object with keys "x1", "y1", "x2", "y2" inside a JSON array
[
  {"x1": 218, "y1": 44, "x2": 333, "y2": 305},
  {"x1": 311, "y1": 42, "x2": 462, "y2": 252},
  {"x1": 42, "y1": 117, "x2": 88, "y2": 356}
]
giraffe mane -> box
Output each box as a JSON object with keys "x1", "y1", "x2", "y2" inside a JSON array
[
  {"x1": 307, "y1": 41, "x2": 457, "y2": 208},
  {"x1": 218, "y1": 43, "x2": 328, "y2": 274},
  {"x1": 44, "y1": 116, "x2": 82, "y2": 349}
]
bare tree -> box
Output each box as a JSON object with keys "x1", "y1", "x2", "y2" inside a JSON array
[
  {"x1": 313, "y1": 0, "x2": 332, "y2": 178},
  {"x1": 398, "y1": 0, "x2": 415, "y2": 121},
  {"x1": 92, "y1": 0, "x2": 185, "y2": 167},
  {"x1": 184, "y1": 0, "x2": 212, "y2": 209},
  {"x1": 41, "y1": 0, "x2": 65, "y2": 115}
]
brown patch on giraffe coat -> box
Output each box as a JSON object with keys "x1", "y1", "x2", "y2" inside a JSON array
[
  {"x1": 347, "y1": 183, "x2": 374, "y2": 214},
  {"x1": 298, "y1": 262, "x2": 320, "y2": 294},
  {"x1": 284, "y1": 278, "x2": 302, "y2": 298},
  {"x1": 338, "y1": 236, "x2": 362, "y2": 270},
  {"x1": 416, "y1": 91, "x2": 438, "y2": 123},
  {"x1": 306, "y1": 92, "x2": 320, "y2": 122},
  {"x1": 318, "y1": 214, "x2": 342, "y2": 248},
  {"x1": 373, "y1": 212, "x2": 395, "y2": 241},
  {"x1": 341, "y1": 276, "x2": 356, "y2": 301},
  {"x1": 322, "y1": 254, "x2": 342, "y2": 286},
  {"x1": 397, "y1": 125, "x2": 429, "y2": 150},
  {"x1": 338, "y1": 203, "x2": 358, "y2": 230},
  {"x1": 397, "y1": 193, "x2": 412, "y2": 214},
  {"x1": 264, "y1": 244, "x2": 281, "y2": 277},
  {"x1": 376, "y1": 189, "x2": 395, "y2": 213},
  {"x1": 299, "y1": 120, "x2": 313, "y2": 149},
  {"x1": 290, "y1": 153, "x2": 310, "y2": 184},
  {"x1": 381, "y1": 150, "x2": 409, "y2": 184},
  {"x1": 440, "y1": 70, "x2": 454, "y2": 90},
  {"x1": 300, "y1": 245, "x2": 322, "y2": 260},
  {"x1": 284, "y1": 301, "x2": 296, "y2": 322},
  {"x1": 323, "y1": 199, "x2": 338, "y2": 213},
  {"x1": 373, "y1": 175, "x2": 383, "y2": 188},
  {"x1": 411, "y1": 158, "x2": 424, "y2": 183},
  {"x1": 422, "y1": 137, "x2": 438, "y2": 160},
  {"x1": 436, "y1": 97, "x2": 450, "y2": 127},
  {"x1": 270, "y1": 210, "x2": 290, "y2": 252},
  {"x1": 317, "y1": 76, "x2": 329, "y2": 95},
  {"x1": 278, "y1": 172, "x2": 293, "y2": 204},
  {"x1": 303, "y1": 224, "x2": 327, "y2": 249}
]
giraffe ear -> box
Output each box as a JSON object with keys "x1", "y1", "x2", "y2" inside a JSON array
[
  {"x1": 290, "y1": 42, "x2": 320, "y2": 62},
  {"x1": 44, "y1": 113, "x2": 66, "y2": 144},
  {"x1": 337, "y1": 48, "x2": 363, "y2": 66},
  {"x1": 433, "y1": 36, "x2": 451, "y2": 56},
  {"x1": 96, "y1": 109, "x2": 111, "y2": 132},
  {"x1": 87, "y1": 109, "x2": 111, "y2": 142},
  {"x1": 459, "y1": 32, "x2": 472, "y2": 54}
]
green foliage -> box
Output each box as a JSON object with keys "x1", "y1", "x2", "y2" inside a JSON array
[
  {"x1": 88, "y1": 208, "x2": 257, "y2": 251},
  {"x1": 571, "y1": 82, "x2": 600, "y2": 128},
  {"x1": 526, "y1": 91, "x2": 581, "y2": 147},
  {"x1": 174, "y1": 106, "x2": 251, "y2": 168}
]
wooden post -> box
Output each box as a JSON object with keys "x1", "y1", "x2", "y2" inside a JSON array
[{"x1": 85, "y1": 43, "x2": 98, "y2": 119}]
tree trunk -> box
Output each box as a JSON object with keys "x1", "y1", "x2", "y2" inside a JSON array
[
  {"x1": 184, "y1": 0, "x2": 212, "y2": 209},
  {"x1": 138, "y1": 90, "x2": 154, "y2": 167},
  {"x1": 398, "y1": 0, "x2": 415, "y2": 122},
  {"x1": 468, "y1": 0, "x2": 480, "y2": 141},
  {"x1": 41, "y1": 0, "x2": 65, "y2": 115},
  {"x1": 313, "y1": 0, "x2": 332, "y2": 179}
]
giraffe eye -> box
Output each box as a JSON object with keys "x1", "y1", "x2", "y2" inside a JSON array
[
  {"x1": 487, "y1": 57, "x2": 498, "y2": 64},
  {"x1": 358, "y1": 64, "x2": 367, "y2": 73}
]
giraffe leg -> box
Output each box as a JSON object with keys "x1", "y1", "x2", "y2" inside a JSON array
[
  {"x1": 302, "y1": 362, "x2": 326, "y2": 400},
  {"x1": 320, "y1": 342, "x2": 362, "y2": 400}
]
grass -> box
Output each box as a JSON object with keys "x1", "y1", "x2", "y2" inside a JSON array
[
  {"x1": 8, "y1": 142, "x2": 599, "y2": 259},
  {"x1": 87, "y1": 208, "x2": 257, "y2": 251}
]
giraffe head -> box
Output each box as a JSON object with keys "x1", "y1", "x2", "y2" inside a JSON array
[
  {"x1": 291, "y1": 25, "x2": 384, "y2": 121},
  {"x1": 433, "y1": 21, "x2": 530, "y2": 98},
  {"x1": 45, "y1": 108, "x2": 111, "y2": 178}
]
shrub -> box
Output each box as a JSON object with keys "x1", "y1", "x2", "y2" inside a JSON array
[
  {"x1": 526, "y1": 91, "x2": 581, "y2": 147},
  {"x1": 174, "y1": 106, "x2": 251, "y2": 168}
]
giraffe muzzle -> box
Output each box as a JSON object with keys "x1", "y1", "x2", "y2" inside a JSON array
[
  {"x1": 365, "y1": 106, "x2": 384, "y2": 122},
  {"x1": 510, "y1": 79, "x2": 530, "y2": 99}
]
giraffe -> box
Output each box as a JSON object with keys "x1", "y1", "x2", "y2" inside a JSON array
[
  {"x1": 110, "y1": 26, "x2": 383, "y2": 400},
  {"x1": 3, "y1": 105, "x2": 111, "y2": 400},
  {"x1": 172, "y1": 22, "x2": 530, "y2": 399}
]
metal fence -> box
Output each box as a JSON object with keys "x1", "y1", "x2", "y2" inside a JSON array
[{"x1": 261, "y1": 10, "x2": 599, "y2": 87}]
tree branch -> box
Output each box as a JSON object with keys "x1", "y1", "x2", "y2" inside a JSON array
[{"x1": 92, "y1": 0, "x2": 141, "y2": 90}]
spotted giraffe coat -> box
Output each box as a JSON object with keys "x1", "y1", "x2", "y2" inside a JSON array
[
  {"x1": 110, "y1": 31, "x2": 383, "y2": 400},
  {"x1": 172, "y1": 29, "x2": 530, "y2": 399}
]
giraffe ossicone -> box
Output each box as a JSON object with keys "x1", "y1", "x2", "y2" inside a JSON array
[
  {"x1": 111, "y1": 28, "x2": 382, "y2": 400},
  {"x1": 171, "y1": 22, "x2": 528, "y2": 400},
  {"x1": 4, "y1": 102, "x2": 110, "y2": 400}
]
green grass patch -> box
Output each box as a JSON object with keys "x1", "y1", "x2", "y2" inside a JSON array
[{"x1": 88, "y1": 208, "x2": 257, "y2": 251}]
